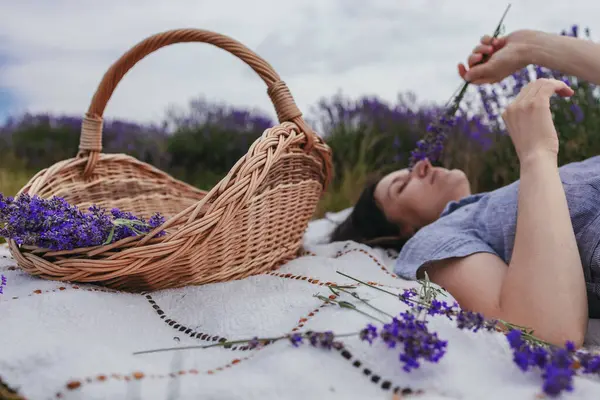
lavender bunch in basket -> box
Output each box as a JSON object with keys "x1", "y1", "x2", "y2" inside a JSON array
[
  {"x1": 408, "y1": 4, "x2": 512, "y2": 168},
  {"x1": 0, "y1": 193, "x2": 165, "y2": 251}
]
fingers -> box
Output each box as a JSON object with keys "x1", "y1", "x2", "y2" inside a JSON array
[
  {"x1": 515, "y1": 79, "x2": 574, "y2": 105},
  {"x1": 468, "y1": 52, "x2": 484, "y2": 67},
  {"x1": 465, "y1": 45, "x2": 493, "y2": 69},
  {"x1": 481, "y1": 35, "x2": 507, "y2": 49},
  {"x1": 536, "y1": 79, "x2": 575, "y2": 99},
  {"x1": 469, "y1": 38, "x2": 506, "y2": 67},
  {"x1": 457, "y1": 63, "x2": 483, "y2": 82},
  {"x1": 480, "y1": 35, "x2": 493, "y2": 45},
  {"x1": 458, "y1": 35, "x2": 508, "y2": 83},
  {"x1": 463, "y1": 62, "x2": 495, "y2": 84},
  {"x1": 556, "y1": 85, "x2": 576, "y2": 97},
  {"x1": 457, "y1": 63, "x2": 467, "y2": 79},
  {"x1": 472, "y1": 44, "x2": 494, "y2": 59}
]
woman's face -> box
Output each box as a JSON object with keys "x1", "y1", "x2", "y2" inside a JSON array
[{"x1": 373, "y1": 159, "x2": 471, "y2": 235}]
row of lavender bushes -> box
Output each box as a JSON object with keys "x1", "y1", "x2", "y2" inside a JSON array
[{"x1": 1, "y1": 25, "x2": 598, "y2": 218}]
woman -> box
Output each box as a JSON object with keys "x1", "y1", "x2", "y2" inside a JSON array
[{"x1": 331, "y1": 28, "x2": 600, "y2": 347}]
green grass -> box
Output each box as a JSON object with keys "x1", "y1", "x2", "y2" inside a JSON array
[
  {"x1": 315, "y1": 164, "x2": 369, "y2": 219},
  {"x1": 314, "y1": 130, "x2": 386, "y2": 219},
  {"x1": 0, "y1": 168, "x2": 31, "y2": 197}
]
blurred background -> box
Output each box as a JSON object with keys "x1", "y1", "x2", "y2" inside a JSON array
[{"x1": 1, "y1": 0, "x2": 599, "y2": 217}]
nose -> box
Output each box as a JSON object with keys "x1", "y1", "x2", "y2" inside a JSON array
[{"x1": 414, "y1": 158, "x2": 431, "y2": 179}]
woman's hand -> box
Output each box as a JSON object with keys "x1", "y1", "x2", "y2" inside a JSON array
[
  {"x1": 460, "y1": 29, "x2": 600, "y2": 86},
  {"x1": 458, "y1": 30, "x2": 539, "y2": 84},
  {"x1": 502, "y1": 78, "x2": 574, "y2": 161}
]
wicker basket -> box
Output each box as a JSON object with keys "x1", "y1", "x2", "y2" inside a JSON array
[{"x1": 8, "y1": 29, "x2": 332, "y2": 292}]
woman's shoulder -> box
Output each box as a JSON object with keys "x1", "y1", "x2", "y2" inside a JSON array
[{"x1": 394, "y1": 202, "x2": 500, "y2": 280}]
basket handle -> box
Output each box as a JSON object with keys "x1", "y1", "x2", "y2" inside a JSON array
[{"x1": 77, "y1": 28, "x2": 318, "y2": 177}]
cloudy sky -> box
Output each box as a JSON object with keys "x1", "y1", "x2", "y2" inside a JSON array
[{"x1": 0, "y1": 0, "x2": 599, "y2": 123}]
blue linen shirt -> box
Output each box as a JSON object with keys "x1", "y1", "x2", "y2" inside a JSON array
[{"x1": 394, "y1": 156, "x2": 600, "y2": 316}]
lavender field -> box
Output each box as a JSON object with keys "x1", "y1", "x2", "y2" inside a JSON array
[{"x1": 1, "y1": 25, "x2": 599, "y2": 219}]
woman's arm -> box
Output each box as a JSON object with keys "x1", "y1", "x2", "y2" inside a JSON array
[
  {"x1": 423, "y1": 79, "x2": 588, "y2": 347},
  {"x1": 459, "y1": 29, "x2": 600, "y2": 85},
  {"x1": 528, "y1": 31, "x2": 600, "y2": 85}
]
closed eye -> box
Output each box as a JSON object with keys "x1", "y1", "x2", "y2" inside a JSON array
[
  {"x1": 387, "y1": 173, "x2": 410, "y2": 200},
  {"x1": 398, "y1": 178, "x2": 409, "y2": 193}
]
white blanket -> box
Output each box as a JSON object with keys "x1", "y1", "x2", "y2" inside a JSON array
[{"x1": 2, "y1": 209, "x2": 600, "y2": 400}]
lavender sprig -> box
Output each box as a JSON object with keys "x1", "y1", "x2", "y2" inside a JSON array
[
  {"x1": 0, "y1": 274, "x2": 6, "y2": 294},
  {"x1": 315, "y1": 293, "x2": 387, "y2": 323},
  {"x1": 329, "y1": 285, "x2": 395, "y2": 319},
  {"x1": 408, "y1": 4, "x2": 512, "y2": 167},
  {"x1": 132, "y1": 330, "x2": 359, "y2": 355}
]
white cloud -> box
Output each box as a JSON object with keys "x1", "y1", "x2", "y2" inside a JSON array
[{"x1": 1, "y1": 0, "x2": 599, "y2": 123}]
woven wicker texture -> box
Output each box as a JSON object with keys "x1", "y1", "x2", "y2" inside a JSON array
[{"x1": 8, "y1": 29, "x2": 332, "y2": 292}]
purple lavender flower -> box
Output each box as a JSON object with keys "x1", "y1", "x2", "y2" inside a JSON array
[
  {"x1": 578, "y1": 351, "x2": 600, "y2": 374},
  {"x1": 408, "y1": 116, "x2": 454, "y2": 167},
  {"x1": 379, "y1": 312, "x2": 447, "y2": 372},
  {"x1": 534, "y1": 66, "x2": 551, "y2": 80},
  {"x1": 414, "y1": 297, "x2": 497, "y2": 331},
  {"x1": 478, "y1": 86, "x2": 498, "y2": 122},
  {"x1": 288, "y1": 333, "x2": 303, "y2": 347},
  {"x1": 542, "y1": 366, "x2": 575, "y2": 396},
  {"x1": 530, "y1": 346, "x2": 550, "y2": 369},
  {"x1": 455, "y1": 310, "x2": 497, "y2": 332},
  {"x1": 506, "y1": 329, "x2": 524, "y2": 348},
  {"x1": 247, "y1": 337, "x2": 261, "y2": 349},
  {"x1": 506, "y1": 330, "x2": 534, "y2": 371},
  {"x1": 570, "y1": 104, "x2": 584, "y2": 123},
  {"x1": 571, "y1": 24, "x2": 579, "y2": 38},
  {"x1": 505, "y1": 330, "x2": 577, "y2": 397},
  {"x1": 108, "y1": 208, "x2": 165, "y2": 243},
  {"x1": 541, "y1": 345, "x2": 576, "y2": 397},
  {"x1": 409, "y1": 140, "x2": 429, "y2": 166},
  {"x1": 0, "y1": 193, "x2": 165, "y2": 250},
  {"x1": 307, "y1": 331, "x2": 335, "y2": 349},
  {"x1": 359, "y1": 324, "x2": 378, "y2": 344},
  {"x1": 427, "y1": 299, "x2": 457, "y2": 320},
  {"x1": 398, "y1": 288, "x2": 418, "y2": 306},
  {"x1": 0, "y1": 274, "x2": 5, "y2": 294}
]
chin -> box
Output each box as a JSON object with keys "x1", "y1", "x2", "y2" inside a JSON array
[
  {"x1": 452, "y1": 168, "x2": 468, "y2": 179},
  {"x1": 448, "y1": 169, "x2": 471, "y2": 195}
]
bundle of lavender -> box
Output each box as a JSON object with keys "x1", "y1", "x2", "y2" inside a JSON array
[
  {"x1": 0, "y1": 193, "x2": 165, "y2": 251},
  {"x1": 408, "y1": 4, "x2": 512, "y2": 167}
]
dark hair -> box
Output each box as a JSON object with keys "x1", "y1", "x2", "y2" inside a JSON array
[{"x1": 329, "y1": 178, "x2": 411, "y2": 251}]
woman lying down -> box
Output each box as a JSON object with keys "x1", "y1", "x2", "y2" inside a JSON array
[{"x1": 331, "y1": 28, "x2": 600, "y2": 348}]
